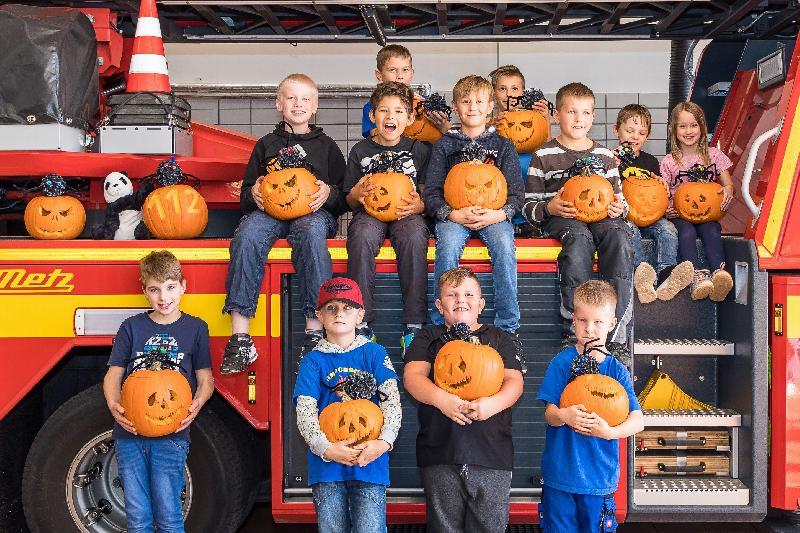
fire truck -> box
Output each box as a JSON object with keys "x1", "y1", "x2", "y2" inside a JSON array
[{"x1": 1, "y1": 2, "x2": 799, "y2": 532}]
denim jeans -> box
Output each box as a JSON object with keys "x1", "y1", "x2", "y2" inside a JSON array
[
  {"x1": 431, "y1": 219, "x2": 520, "y2": 332},
  {"x1": 224, "y1": 209, "x2": 337, "y2": 319},
  {"x1": 672, "y1": 218, "x2": 725, "y2": 270},
  {"x1": 312, "y1": 480, "x2": 387, "y2": 533},
  {"x1": 628, "y1": 218, "x2": 679, "y2": 273},
  {"x1": 115, "y1": 437, "x2": 189, "y2": 533}
]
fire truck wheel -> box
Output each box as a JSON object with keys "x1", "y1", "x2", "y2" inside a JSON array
[{"x1": 22, "y1": 384, "x2": 252, "y2": 533}]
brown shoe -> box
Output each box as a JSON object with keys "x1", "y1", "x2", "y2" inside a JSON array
[
  {"x1": 710, "y1": 264, "x2": 733, "y2": 302},
  {"x1": 656, "y1": 260, "x2": 694, "y2": 301},
  {"x1": 634, "y1": 262, "x2": 657, "y2": 304},
  {"x1": 690, "y1": 269, "x2": 713, "y2": 300}
]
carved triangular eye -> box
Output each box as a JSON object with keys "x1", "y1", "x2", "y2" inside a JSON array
[
  {"x1": 148, "y1": 393, "x2": 156, "y2": 406},
  {"x1": 521, "y1": 121, "x2": 533, "y2": 128},
  {"x1": 578, "y1": 190, "x2": 589, "y2": 201}
]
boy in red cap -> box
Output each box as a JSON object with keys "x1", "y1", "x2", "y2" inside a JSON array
[{"x1": 292, "y1": 277, "x2": 402, "y2": 533}]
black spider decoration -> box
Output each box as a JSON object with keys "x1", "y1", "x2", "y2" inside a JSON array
[
  {"x1": 363, "y1": 151, "x2": 414, "y2": 177},
  {"x1": 673, "y1": 162, "x2": 718, "y2": 188},
  {"x1": 506, "y1": 88, "x2": 550, "y2": 113},
  {"x1": 144, "y1": 157, "x2": 200, "y2": 189},
  {"x1": 568, "y1": 338, "x2": 610, "y2": 383},
  {"x1": 566, "y1": 156, "x2": 605, "y2": 178},
  {"x1": 41, "y1": 173, "x2": 67, "y2": 197},
  {"x1": 440, "y1": 322, "x2": 473, "y2": 343},
  {"x1": 447, "y1": 141, "x2": 496, "y2": 168},
  {"x1": 616, "y1": 142, "x2": 635, "y2": 169},
  {"x1": 324, "y1": 371, "x2": 388, "y2": 402},
  {"x1": 130, "y1": 346, "x2": 185, "y2": 374},
  {"x1": 265, "y1": 144, "x2": 313, "y2": 174},
  {"x1": 416, "y1": 93, "x2": 452, "y2": 120}
]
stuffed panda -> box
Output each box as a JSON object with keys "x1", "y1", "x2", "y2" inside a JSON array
[{"x1": 91, "y1": 171, "x2": 153, "y2": 240}]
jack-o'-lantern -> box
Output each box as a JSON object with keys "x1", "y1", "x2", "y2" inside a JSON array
[
  {"x1": 560, "y1": 373, "x2": 629, "y2": 427},
  {"x1": 561, "y1": 169, "x2": 614, "y2": 223},
  {"x1": 674, "y1": 181, "x2": 724, "y2": 224},
  {"x1": 319, "y1": 399, "x2": 384, "y2": 445},
  {"x1": 24, "y1": 174, "x2": 86, "y2": 240},
  {"x1": 120, "y1": 359, "x2": 192, "y2": 437},
  {"x1": 403, "y1": 94, "x2": 451, "y2": 143},
  {"x1": 363, "y1": 172, "x2": 416, "y2": 222},
  {"x1": 495, "y1": 109, "x2": 549, "y2": 153},
  {"x1": 444, "y1": 161, "x2": 507, "y2": 210},
  {"x1": 434, "y1": 338, "x2": 505, "y2": 401},
  {"x1": 621, "y1": 168, "x2": 669, "y2": 227},
  {"x1": 260, "y1": 167, "x2": 319, "y2": 220},
  {"x1": 142, "y1": 159, "x2": 208, "y2": 239}
]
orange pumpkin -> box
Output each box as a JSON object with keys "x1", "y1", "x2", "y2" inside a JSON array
[
  {"x1": 674, "y1": 181, "x2": 724, "y2": 224},
  {"x1": 495, "y1": 109, "x2": 549, "y2": 153},
  {"x1": 403, "y1": 97, "x2": 442, "y2": 143},
  {"x1": 363, "y1": 172, "x2": 416, "y2": 222},
  {"x1": 143, "y1": 184, "x2": 208, "y2": 239},
  {"x1": 120, "y1": 364, "x2": 192, "y2": 437},
  {"x1": 318, "y1": 399, "x2": 384, "y2": 445},
  {"x1": 260, "y1": 167, "x2": 320, "y2": 221},
  {"x1": 561, "y1": 172, "x2": 614, "y2": 223},
  {"x1": 444, "y1": 161, "x2": 508, "y2": 210},
  {"x1": 621, "y1": 168, "x2": 669, "y2": 227},
  {"x1": 434, "y1": 339, "x2": 505, "y2": 401},
  {"x1": 559, "y1": 374, "x2": 629, "y2": 427},
  {"x1": 24, "y1": 195, "x2": 86, "y2": 240}
]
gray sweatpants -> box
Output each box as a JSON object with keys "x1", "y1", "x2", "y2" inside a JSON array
[{"x1": 420, "y1": 464, "x2": 512, "y2": 533}]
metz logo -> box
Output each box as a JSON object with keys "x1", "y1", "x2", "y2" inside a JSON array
[{"x1": 0, "y1": 268, "x2": 75, "y2": 294}]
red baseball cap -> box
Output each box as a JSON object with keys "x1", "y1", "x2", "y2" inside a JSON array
[{"x1": 317, "y1": 277, "x2": 364, "y2": 309}]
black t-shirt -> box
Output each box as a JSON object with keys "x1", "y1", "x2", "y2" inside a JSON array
[
  {"x1": 404, "y1": 324, "x2": 522, "y2": 470},
  {"x1": 343, "y1": 136, "x2": 431, "y2": 199},
  {"x1": 621, "y1": 150, "x2": 660, "y2": 178}
]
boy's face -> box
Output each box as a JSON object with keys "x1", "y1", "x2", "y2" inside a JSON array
[
  {"x1": 315, "y1": 300, "x2": 365, "y2": 337},
  {"x1": 572, "y1": 301, "x2": 617, "y2": 354},
  {"x1": 554, "y1": 96, "x2": 595, "y2": 142},
  {"x1": 376, "y1": 56, "x2": 414, "y2": 86},
  {"x1": 613, "y1": 116, "x2": 650, "y2": 154},
  {"x1": 275, "y1": 80, "x2": 318, "y2": 129},
  {"x1": 435, "y1": 278, "x2": 485, "y2": 328},
  {"x1": 370, "y1": 95, "x2": 412, "y2": 146},
  {"x1": 143, "y1": 278, "x2": 186, "y2": 320},
  {"x1": 453, "y1": 89, "x2": 494, "y2": 129},
  {"x1": 494, "y1": 74, "x2": 524, "y2": 112}
]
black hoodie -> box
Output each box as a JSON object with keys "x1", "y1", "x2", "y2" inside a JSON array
[{"x1": 240, "y1": 123, "x2": 347, "y2": 216}]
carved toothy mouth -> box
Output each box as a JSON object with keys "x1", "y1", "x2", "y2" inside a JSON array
[
  {"x1": 589, "y1": 390, "x2": 619, "y2": 400},
  {"x1": 444, "y1": 376, "x2": 471, "y2": 390}
]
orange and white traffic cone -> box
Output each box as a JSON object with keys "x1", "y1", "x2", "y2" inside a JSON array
[{"x1": 126, "y1": 0, "x2": 171, "y2": 93}]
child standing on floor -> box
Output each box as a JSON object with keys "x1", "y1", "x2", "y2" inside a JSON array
[{"x1": 660, "y1": 101, "x2": 735, "y2": 302}]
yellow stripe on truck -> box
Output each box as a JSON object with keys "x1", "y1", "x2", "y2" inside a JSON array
[{"x1": 785, "y1": 295, "x2": 800, "y2": 339}]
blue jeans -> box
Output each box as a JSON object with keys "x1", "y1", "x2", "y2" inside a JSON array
[
  {"x1": 672, "y1": 218, "x2": 725, "y2": 271},
  {"x1": 431, "y1": 219, "x2": 520, "y2": 332},
  {"x1": 312, "y1": 480, "x2": 387, "y2": 533},
  {"x1": 628, "y1": 218, "x2": 678, "y2": 273},
  {"x1": 224, "y1": 209, "x2": 336, "y2": 319},
  {"x1": 115, "y1": 437, "x2": 189, "y2": 533}
]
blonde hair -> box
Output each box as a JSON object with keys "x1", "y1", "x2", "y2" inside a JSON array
[
  {"x1": 555, "y1": 82, "x2": 595, "y2": 111},
  {"x1": 438, "y1": 267, "x2": 480, "y2": 295},
  {"x1": 573, "y1": 280, "x2": 617, "y2": 310},
  {"x1": 376, "y1": 44, "x2": 412, "y2": 70},
  {"x1": 277, "y1": 73, "x2": 318, "y2": 97},
  {"x1": 452, "y1": 75, "x2": 493, "y2": 102},
  {"x1": 616, "y1": 104, "x2": 652, "y2": 133},
  {"x1": 140, "y1": 250, "x2": 184, "y2": 285},
  {"x1": 668, "y1": 101, "x2": 710, "y2": 166},
  {"x1": 489, "y1": 65, "x2": 525, "y2": 89}
]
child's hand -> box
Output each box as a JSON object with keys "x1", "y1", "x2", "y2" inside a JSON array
[
  {"x1": 349, "y1": 174, "x2": 375, "y2": 206},
  {"x1": 352, "y1": 439, "x2": 391, "y2": 467},
  {"x1": 435, "y1": 392, "x2": 473, "y2": 425},
  {"x1": 323, "y1": 438, "x2": 360, "y2": 466},
  {"x1": 547, "y1": 189, "x2": 577, "y2": 218},
  {"x1": 665, "y1": 206, "x2": 679, "y2": 219},
  {"x1": 559, "y1": 404, "x2": 596, "y2": 435},
  {"x1": 463, "y1": 396, "x2": 501, "y2": 422},
  {"x1": 489, "y1": 111, "x2": 510, "y2": 127},
  {"x1": 176, "y1": 397, "x2": 205, "y2": 433},
  {"x1": 108, "y1": 401, "x2": 137, "y2": 434},
  {"x1": 448, "y1": 206, "x2": 480, "y2": 225},
  {"x1": 396, "y1": 191, "x2": 425, "y2": 219},
  {"x1": 532, "y1": 99, "x2": 550, "y2": 118},
  {"x1": 251, "y1": 176, "x2": 264, "y2": 210},
  {"x1": 719, "y1": 183, "x2": 735, "y2": 210},
  {"x1": 464, "y1": 208, "x2": 507, "y2": 230},
  {"x1": 607, "y1": 195, "x2": 625, "y2": 218},
  {"x1": 309, "y1": 180, "x2": 331, "y2": 212},
  {"x1": 586, "y1": 413, "x2": 616, "y2": 440},
  {"x1": 426, "y1": 110, "x2": 452, "y2": 134}
]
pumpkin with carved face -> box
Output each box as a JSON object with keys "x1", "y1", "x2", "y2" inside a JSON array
[
  {"x1": 142, "y1": 184, "x2": 208, "y2": 239},
  {"x1": 621, "y1": 168, "x2": 669, "y2": 227},
  {"x1": 433, "y1": 339, "x2": 505, "y2": 401},
  {"x1": 495, "y1": 109, "x2": 549, "y2": 153},
  {"x1": 444, "y1": 161, "x2": 508, "y2": 210},
  {"x1": 24, "y1": 195, "x2": 86, "y2": 240},
  {"x1": 260, "y1": 167, "x2": 319, "y2": 221},
  {"x1": 363, "y1": 172, "x2": 416, "y2": 222},
  {"x1": 318, "y1": 399, "x2": 384, "y2": 445},
  {"x1": 403, "y1": 97, "x2": 443, "y2": 144},
  {"x1": 674, "y1": 181, "x2": 724, "y2": 224},
  {"x1": 561, "y1": 173, "x2": 614, "y2": 223},
  {"x1": 120, "y1": 366, "x2": 192, "y2": 437},
  {"x1": 560, "y1": 373, "x2": 629, "y2": 427}
]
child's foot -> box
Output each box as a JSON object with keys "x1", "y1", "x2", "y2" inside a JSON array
[
  {"x1": 400, "y1": 326, "x2": 421, "y2": 356},
  {"x1": 220, "y1": 333, "x2": 258, "y2": 375},
  {"x1": 690, "y1": 269, "x2": 713, "y2": 300},
  {"x1": 710, "y1": 264, "x2": 733, "y2": 302},
  {"x1": 634, "y1": 262, "x2": 657, "y2": 304},
  {"x1": 656, "y1": 260, "x2": 694, "y2": 301},
  {"x1": 299, "y1": 330, "x2": 324, "y2": 360},
  {"x1": 356, "y1": 324, "x2": 377, "y2": 343}
]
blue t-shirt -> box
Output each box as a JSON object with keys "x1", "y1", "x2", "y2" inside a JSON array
[
  {"x1": 537, "y1": 346, "x2": 641, "y2": 496},
  {"x1": 292, "y1": 341, "x2": 398, "y2": 485},
  {"x1": 108, "y1": 312, "x2": 212, "y2": 442},
  {"x1": 362, "y1": 102, "x2": 375, "y2": 138}
]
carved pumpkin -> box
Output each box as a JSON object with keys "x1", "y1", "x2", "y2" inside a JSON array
[
  {"x1": 434, "y1": 339, "x2": 505, "y2": 401},
  {"x1": 559, "y1": 373, "x2": 629, "y2": 427},
  {"x1": 260, "y1": 167, "x2": 319, "y2": 221},
  {"x1": 404, "y1": 97, "x2": 443, "y2": 143},
  {"x1": 561, "y1": 172, "x2": 614, "y2": 223},
  {"x1": 621, "y1": 168, "x2": 669, "y2": 227},
  {"x1": 495, "y1": 109, "x2": 549, "y2": 153},
  {"x1": 444, "y1": 161, "x2": 508, "y2": 210},
  {"x1": 674, "y1": 181, "x2": 724, "y2": 224},
  {"x1": 25, "y1": 195, "x2": 86, "y2": 240},
  {"x1": 143, "y1": 184, "x2": 208, "y2": 239},
  {"x1": 318, "y1": 399, "x2": 384, "y2": 445},
  {"x1": 363, "y1": 172, "x2": 416, "y2": 223},
  {"x1": 120, "y1": 364, "x2": 192, "y2": 437}
]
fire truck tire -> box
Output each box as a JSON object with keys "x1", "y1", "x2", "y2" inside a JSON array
[{"x1": 22, "y1": 384, "x2": 252, "y2": 533}]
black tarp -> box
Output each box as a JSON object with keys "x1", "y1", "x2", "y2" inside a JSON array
[{"x1": 0, "y1": 5, "x2": 99, "y2": 130}]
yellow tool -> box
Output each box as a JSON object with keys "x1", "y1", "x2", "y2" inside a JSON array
[{"x1": 637, "y1": 369, "x2": 715, "y2": 410}]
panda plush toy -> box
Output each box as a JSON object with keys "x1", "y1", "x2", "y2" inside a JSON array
[{"x1": 91, "y1": 172, "x2": 153, "y2": 240}]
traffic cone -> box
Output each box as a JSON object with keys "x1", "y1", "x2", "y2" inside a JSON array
[{"x1": 126, "y1": 0, "x2": 171, "y2": 93}]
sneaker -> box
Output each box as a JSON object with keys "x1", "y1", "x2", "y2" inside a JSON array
[
  {"x1": 299, "y1": 331, "x2": 324, "y2": 360},
  {"x1": 690, "y1": 269, "x2": 713, "y2": 300},
  {"x1": 607, "y1": 342, "x2": 632, "y2": 367},
  {"x1": 634, "y1": 262, "x2": 658, "y2": 304},
  {"x1": 710, "y1": 264, "x2": 734, "y2": 302},
  {"x1": 356, "y1": 325, "x2": 377, "y2": 343},
  {"x1": 401, "y1": 326, "x2": 421, "y2": 357},
  {"x1": 656, "y1": 260, "x2": 694, "y2": 301},
  {"x1": 220, "y1": 333, "x2": 258, "y2": 375}
]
